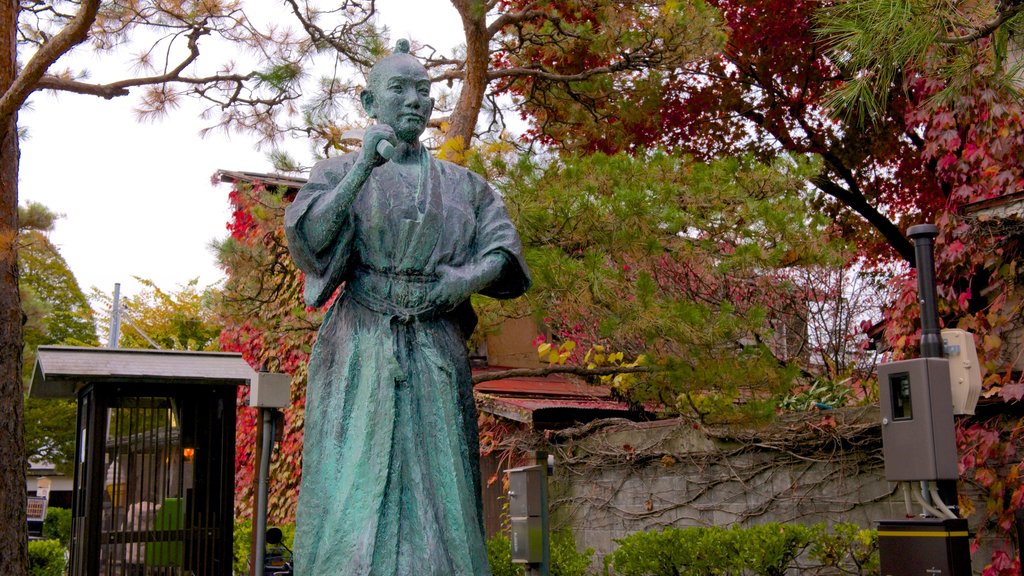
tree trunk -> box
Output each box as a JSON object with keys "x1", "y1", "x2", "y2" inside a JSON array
[
  {"x1": 446, "y1": 0, "x2": 491, "y2": 155},
  {"x1": 0, "y1": 1, "x2": 27, "y2": 574}
]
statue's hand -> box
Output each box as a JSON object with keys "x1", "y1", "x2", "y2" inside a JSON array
[
  {"x1": 430, "y1": 264, "x2": 477, "y2": 312},
  {"x1": 362, "y1": 125, "x2": 397, "y2": 168}
]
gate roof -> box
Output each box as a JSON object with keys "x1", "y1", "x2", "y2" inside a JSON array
[{"x1": 30, "y1": 345, "x2": 257, "y2": 398}]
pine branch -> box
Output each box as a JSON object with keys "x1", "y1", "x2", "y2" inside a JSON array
[
  {"x1": 282, "y1": 0, "x2": 377, "y2": 69},
  {"x1": 487, "y1": 4, "x2": 548, "y2": 37},
  {"x1": 936, "y1": 4, "x2": 1024, "y2": 44},
  {"x1": 0, "y1": 0, "x2": 101, "y2": 123}
]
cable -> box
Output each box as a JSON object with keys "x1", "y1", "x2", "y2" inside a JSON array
[
  {"x1": 902, "y1": 482, "x2": 915, "y2": 517},
  {"x1": 913, "y1": 483, "x2": 946, "y2": 519},
  {"x1": 929, "y1": 483, "x2": 959, "y2": 520}
]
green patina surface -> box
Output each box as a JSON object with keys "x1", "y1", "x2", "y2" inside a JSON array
[{"x1": 284, "y1": 40, "x2": 530, "y2": 576}]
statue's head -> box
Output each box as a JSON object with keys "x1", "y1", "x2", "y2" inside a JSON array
[{"x1": 361, "y1": 39, "x2": 434, "y2": 143}]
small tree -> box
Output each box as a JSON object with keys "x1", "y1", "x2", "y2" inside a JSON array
[
  {"x1": 91, "y1": 278, "x2": 221, "y2": 351},
  {"x1": 19, "y1": 202, "x2": 97, "y2": 474}
]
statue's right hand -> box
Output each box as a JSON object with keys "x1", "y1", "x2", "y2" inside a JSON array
[{"x1": 362, "y1": 125, "x2": 398, "y2": 168}]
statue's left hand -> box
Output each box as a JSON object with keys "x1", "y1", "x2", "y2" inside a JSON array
[{"x1": 430, "y1": 264, "x2": 476, "y2": 312}]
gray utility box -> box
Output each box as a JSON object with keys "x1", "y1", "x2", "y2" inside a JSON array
[
  {"x1": 878, "y1": 518, "x2": 970, "y2": 576},
  {"x1": 508, "y1": 465, "x2": 545, "y2": 564},
  {"x1": 877, "y1": 358, "x2": 958, "y2": 481}
]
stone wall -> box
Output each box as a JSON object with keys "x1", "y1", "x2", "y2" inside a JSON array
[{"x1": 540, "y1": 407, "x2": 974, "y2": 568}]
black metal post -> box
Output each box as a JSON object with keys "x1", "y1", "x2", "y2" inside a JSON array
[
  {"x1": 908, "y1": 224, "x2": 943, "y2": 360},
  {"x1": 907, "y1": 224, "x2": 959, "y2": 512}
]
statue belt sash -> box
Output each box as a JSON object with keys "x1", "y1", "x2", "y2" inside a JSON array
[{"x1": 347, "y1": 265, "x2": 443, "y2": 323}]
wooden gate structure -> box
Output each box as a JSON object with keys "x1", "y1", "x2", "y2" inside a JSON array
[{"x1": 31, "y1": 346, "x2": 257, "y2": 576}]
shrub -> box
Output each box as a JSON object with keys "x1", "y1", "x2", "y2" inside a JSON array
[
  {"x1": 734, "y1": 523, "x2": 814, "y2": 576},
  {"x1": 487, "y1": 534, "x2": 523, "y2": 576},
  {"x1": 551, "y1": 529, "x2": 596, "y2": 576},
  {"x1": 807, "y1": 522, "x2": 879, "y2": 575},
  {"x1": 488, "y1": 529, "x2": 595, "y2": 576},
  {"x1": 606, "y1": 523, "x2": 878, "y2": 576},
  {"x1": 28, "y1": 539, "x2": 65, "y2": 576},
  {"x1": 605, "y1": 526, "x2": 742, "y2": 576},
  {"x1": 42, "y1": 507, "x2": 72, "y2": 548}
]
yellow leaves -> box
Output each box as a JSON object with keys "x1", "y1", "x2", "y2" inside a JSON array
[
  {"x1": 536, "y1": 340, "x2": 576, "y2": 365},
  {"x1": 983, "y1": 333, "x2": 1003, "y2": 353},
  {"x1": 437, "y1": 134, "x2": 467, "y2": 165}
]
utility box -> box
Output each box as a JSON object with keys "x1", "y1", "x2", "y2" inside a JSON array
[
  {"x1": 250, "y1": 372, "x2": 291, "y2": 408},
  {"x1": 878, "y1": 358, "x2": 958, "y2": 481},
  {"x1": 878, "y1": 518, "x2": 971, "y2": 576},
  {"x1": 942, "y1": 329, "x2": 982, "y2": 415},
  {"x1": 508, "y1": 464, "x2": 547, "y2": 565}
]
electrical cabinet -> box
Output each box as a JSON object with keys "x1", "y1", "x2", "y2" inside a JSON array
[
  {"x1": 878, "y1": 518, "x2": 970, "y2": 576},
  {"x1": 508, "y1": 465, "x2": 546, "y2": 564},
  {"x1": 877, "y1": 358, "x2": 958, "y2": 481}
]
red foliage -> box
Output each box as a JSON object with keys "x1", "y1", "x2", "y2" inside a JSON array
[
  {"x1": 219, "y1": 179, "x2": 313, "y2": 524},
  {"x1": 503, "y1": 0, "x2": 1024, "y2": 563}
]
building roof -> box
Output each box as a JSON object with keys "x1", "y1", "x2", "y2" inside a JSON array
[
  {"x1": 962, "y1": 190, "x2": 1024, "y2": 220},
  {"x1": 30, "y1": 346, "x2": 258, "y2": 399},
  {"x1": 472, "y1": 369, "x2": 651, "y2": 429},
  {"x1": 217, "y1": 169, "x2": 307, "y2": 191}
]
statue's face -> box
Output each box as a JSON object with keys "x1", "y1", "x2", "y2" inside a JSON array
[{"x1": 364, "y1": 57, "x2": 434, "y2": 143}]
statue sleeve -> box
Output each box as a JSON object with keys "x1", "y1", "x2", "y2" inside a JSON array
[
  {"x1": 470, "y1": 174, "x2": 532, "y2": 300},
  {"x1": 284, "y1": 156, "x2": 358, "y2": 308}
]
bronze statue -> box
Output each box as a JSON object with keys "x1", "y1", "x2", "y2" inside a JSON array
[{"x1": 284, "y1": 39, "x2": 530, "y2": 575}]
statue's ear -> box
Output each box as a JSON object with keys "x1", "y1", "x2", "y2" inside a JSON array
[{"x1": 360, "y1": 89, "x2": 376, "y2": 119}]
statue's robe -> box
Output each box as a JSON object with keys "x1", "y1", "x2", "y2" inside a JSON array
[{"x1": 284, "y1": 149, "x2": 530, "y2": 576}]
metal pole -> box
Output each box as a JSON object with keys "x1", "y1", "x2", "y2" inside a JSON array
[
  {"x1": 253, "y1": 407, "x2": 275, "y2": 574},
  {"x1": 908, "y1": 224, "x2": 943, "y2": 359},
  {"x1": 907, "y1": 223, "x2": 959, "y2": 512},
  {"x1": 108, "y1": 283, "x2": 122, "y2": 348}
]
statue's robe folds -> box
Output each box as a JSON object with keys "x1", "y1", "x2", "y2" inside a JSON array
[{"x1": 284, "y1": 150, "x2": 530, "y2": 576}]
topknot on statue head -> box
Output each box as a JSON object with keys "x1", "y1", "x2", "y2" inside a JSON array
[{"x1": 367, "y1": 39, "x2": 423, "y2": 90}]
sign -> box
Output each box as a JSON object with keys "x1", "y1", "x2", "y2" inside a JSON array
[{"x1": 27, "y1": 496, "x2": 47, "y2": 522}]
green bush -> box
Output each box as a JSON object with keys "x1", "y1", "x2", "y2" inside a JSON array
[
  {"x1": 606, "y1": 523, "x2": 878, "y2": 576},
  {"x1": 605, "y1": 526, "x2": 742, "y2": 576},
  {"x1": 487, "y1": 529, "x2": 595, "y2": 576},
  {"x1": 551, "y1": 529, "x2": 596, "y2": 576},
  {"x1": 28, "y1": 539, "x2": 65, "y2": 576},
  {"x1": 734, "y1": 523, "x2": 814, "y2": 576},
  {"x1": 487, "y1": 534, "x2": 523, "y2": 576},
  {"x1": 807, "y1": 522, "x2": 879, "y2": 575},
  {"x1": 42, "y1": 507, "x2": 72, "y2": 548}
]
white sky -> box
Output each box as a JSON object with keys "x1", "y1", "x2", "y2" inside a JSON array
[{"x1": 18, "y1": 1, "x2": 463, "y2": 301}]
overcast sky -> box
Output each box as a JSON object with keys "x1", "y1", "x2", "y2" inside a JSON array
[{"x1": 18, "y1": 1, "x2": 463, "y2": 303}]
